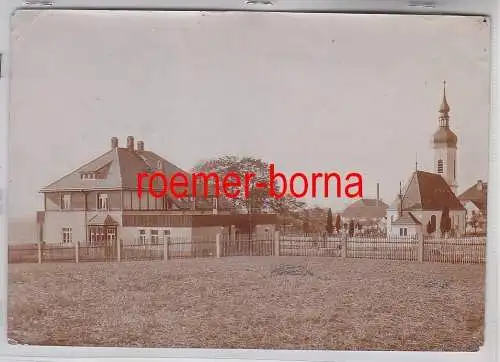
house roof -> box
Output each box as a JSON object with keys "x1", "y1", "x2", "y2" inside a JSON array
[
  {"x1": 388, "y1": 170, "x2": 465, "y2": 211},
  {"x1": 458, "y1": 181, "x2": 487, "y2": 210},
  {"x1": 40, "y1": 145, "x2": 190, "y2": 192},
  {"x1": 393, "y1": 212, "x2": 421, "y2": 226},
  {"x1": 39, "y1": 137, "x2": 234, "y2": 210},
  {"x1": 341, "y1": 198, "x2": 388, "y2": 219}
]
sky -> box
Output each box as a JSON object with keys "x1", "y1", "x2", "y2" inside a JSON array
[{"x1": 8, "y1": 10, "x2": 490, "y2": 218}]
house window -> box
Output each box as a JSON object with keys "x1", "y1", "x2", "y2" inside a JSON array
[
  {"x1": 97, "y1": 193, "x2": 108, "y2": 210},
  {"x1": 61, "y1": 194, "x2": 71, "y2": 209},
  {"x1": 139, "y1": 229, "x2": 146, "y2": 244},
  {"x1": 151, "y1": 230, "x2": 159, "y2": 245},
  {"x1": 163, "y1": 230, "x2": 171, "y2": 243},
  {"x1": 437, "y1": 160, "x2": 444, "y2": 173},
  {"x1": 399, "y1": 228, "x2": 407, "y2": 236},
  {"x1": 81, "y1": 172, "x2": 96, "y2": 180},
  {"x1": 62, "y1": 228, "x2": 72, "y2": 243}
]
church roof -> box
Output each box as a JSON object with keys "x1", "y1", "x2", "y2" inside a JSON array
[
  {"x1": 388, "y1": 171, "x2": 465, "y2": 211},
  {"x1": 341, "y1": 198, "x2": 388, "y2": 219}
]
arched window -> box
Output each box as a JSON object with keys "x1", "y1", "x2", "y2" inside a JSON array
[
  {"x1": 430, "y1": 215, "x2": 437, "y2": 230},
  {"x1": 437, "y1": 160, "x2": 444, "y2": 173}
]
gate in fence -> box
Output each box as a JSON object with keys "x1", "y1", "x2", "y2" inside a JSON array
[{"x1": 220, "y1": 233, "x2": 274, "y2": 257}]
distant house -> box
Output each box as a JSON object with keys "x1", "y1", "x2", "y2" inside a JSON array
[
  {"x1": 386, "y1": 171, "x2": 466, "y2": 238},
  {"x1": 37, "y1": 136, "x2": 277, "y2": 245},
  {"x1": 458, "y1": 180, "x2": 487, "y2": 234},
  {"x1": 341, "y1": 198, "x2": 388, "y2": 232}
]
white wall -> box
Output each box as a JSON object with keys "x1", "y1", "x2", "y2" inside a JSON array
[
  {"x1": 386, "y1": 208, "x2": 466, "y2": 237},
  {"x1": 43, "y1": 211, "x2": 87, "y2": 243},
  {"x1": 390, "y1": 224, "x2": 422, "y2": 238}
]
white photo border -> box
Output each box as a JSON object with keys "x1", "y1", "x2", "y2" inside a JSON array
[{"x1": 0, "y1": 1, "x2": 497, "y2": 361}]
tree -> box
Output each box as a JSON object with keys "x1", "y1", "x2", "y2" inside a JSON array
[
  {"x1": 191, "y1": 155, "x2": 277, "y2": 214},
  {"x1": 326, "y1": 208, "x2": 334, "y2": 236},
  {"x1": 470, "y1": 211, "x2": 480, "y2": 235},
  {"x1": 335, "y1": 214, "x2": 342, "y2": 233},
  {"x1": 440, "y1": 206, "x2": 452, "y2": 237},
  {"x1": 348, "y1": 220, "x2": 355, "y2": 237},
  {"x1": 426, "y1": 221, "x2": 433, "y2": 234},
  {"x1": 269, "y1": 194, "x2": 306, "y2": 232}
]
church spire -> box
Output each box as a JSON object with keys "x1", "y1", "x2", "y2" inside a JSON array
[
  {"x1": 439, "y1": 80, "x2": 450, "y2": 115},
  {"x1": 438, "y1": 80, "x2": 450, "y2": 128}
]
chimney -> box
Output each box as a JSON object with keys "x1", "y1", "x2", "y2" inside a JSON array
[
  {"x1": 111, "y1": 137, "x2": 118, "y2": 149},
  {"x1": 137, "y1": 141, "x2": 144, "y2": 152},
  {"x1": 376, "y1": 183, "x2": 380, "y2": 207},
  {"x1": 127, "y1": 136, "x2": 134, "y2": 151}
]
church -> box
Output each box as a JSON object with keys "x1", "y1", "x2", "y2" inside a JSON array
[{"x1": 386, "y1": 82, "x2": 466, "y2": 238}]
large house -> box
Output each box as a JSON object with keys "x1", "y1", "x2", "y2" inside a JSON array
[
  {"x1": 37, "y1": 136, "x2": 278, "y2": 245},
  {"x1": 458, "y1": 180, "x2": 488, "y2": 234},
  {"x1": 386, "y1": 82, "x2": 466, "y2": 237}
]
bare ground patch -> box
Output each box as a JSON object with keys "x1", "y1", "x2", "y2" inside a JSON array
[{"x1": 8, "y1": 257, "x2": 485, "y2": 350}]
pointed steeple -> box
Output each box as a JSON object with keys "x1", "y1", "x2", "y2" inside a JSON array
[{"x1": 439, "y1": 80, "x2": 450, "y2": 115}]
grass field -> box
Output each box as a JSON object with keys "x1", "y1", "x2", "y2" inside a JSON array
[{"x1": 8, "y1": 257, "x2": 485, "y2": 351}]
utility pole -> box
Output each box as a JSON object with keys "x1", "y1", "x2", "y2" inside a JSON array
[{"x1": 399, "y1": 181, "x2": 403, "y2": 217}]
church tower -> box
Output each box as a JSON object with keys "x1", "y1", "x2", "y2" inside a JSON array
[{"x1": 432, "y1": 81, "x2": 458, "y2": 194}]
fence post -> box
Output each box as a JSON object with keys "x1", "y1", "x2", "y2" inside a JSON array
[
  {"x1": 75, "y1": 241, "x2": 79, "y2": 264},
  {"x1": 417, "y1": 233, "x2": 424, "y2": 263},
  {"x1": 164, "y1": 237, "x2": 170, "y2": 261},
  {"x1": 37, "y1": 242, "x2": 42, "y2": 264},
  {"x1": 274, "y1": 230, "x2": 280, "y2": 256},
  {"x1": 216, "y1": 233, "x2": 221, "y2": 258},
  {"x1": 341, "y1": 234, "x2": 347, "y2": 258},
  {"x1": 117, "y1": 238, "x2": 121, "y2": 262}
]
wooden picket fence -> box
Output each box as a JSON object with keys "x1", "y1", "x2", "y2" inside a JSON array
[{"x1": 8, "y1": 233, "x2": 486, "y2": 265}]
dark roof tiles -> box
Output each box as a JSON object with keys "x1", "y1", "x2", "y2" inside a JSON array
[{"x1": 389, "y1": 171, "x2": 464, "y2": 211}]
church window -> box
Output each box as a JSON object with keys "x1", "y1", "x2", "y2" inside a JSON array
[
  {"x1": 437, "y1": 160, "x2": 444, "y2": 173},
  {"x1": 430, "y1": 215, "x2": 437, "y2": 230}
]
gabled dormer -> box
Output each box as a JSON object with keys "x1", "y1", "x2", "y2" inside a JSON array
[{"x1": 80, "y1": 162, "x2": 112, "y2": 180}]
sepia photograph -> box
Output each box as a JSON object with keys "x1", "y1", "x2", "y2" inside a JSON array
[{"x1": 7, "y1": 10, "x2": 489, "y2": 351}]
